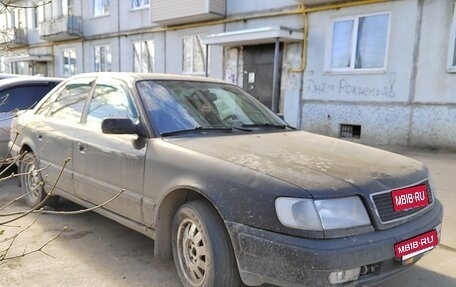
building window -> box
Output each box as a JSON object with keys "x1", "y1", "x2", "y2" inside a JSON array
[
  {"x1": 12, "y1": 61, "x2": 28, "y2": 75},
  {"x1": 93, "y1": 0, "x2": 110, "y2": 17},
  {"x1": 33, "y1": 7, "x2": 38, "y2": 28},
  {"x1": 449, "y1": 5, "x2": 456, "y2": 71},
  {"x1": 94, "y1": 45, "x2": 112, "y2": 72},
  {"x1": 0, "y1": 57, "x2": 6, "y2": 73},
  {"x1": 0, "y1": 10, "x2": 14, "y2": 29},
  {"x1": 329, "y1": 13, "x2": 390, "y2": 71},
  {"x1": 63, "y1": 48, "x2": 77, "y2": 76},
  {"x1": 63, "y1": 0, "x2": 75, "y2": 15},
  {"x1": 132, "y1": 0, "x2": 150, "y2": 9},
  {"x1": 35, "y1": 1, "x2": 52, "y2": 23},
  {"x1": 183, "y1": 35, "x2": 207, "y2": 74},
  {"x1": 13, "y1": 8, "x2": 25, "y2": 29},
  {"x1": 133, "y1": 40, "x2": 154, "y2": 73}
]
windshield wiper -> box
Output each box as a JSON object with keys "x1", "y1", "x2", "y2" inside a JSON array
[
  {"x1": 160, "y1": 126, "x2": 233, "y2": 137},
  {"x1": 241, "y1": 123, "x2": 296, "y2": 130}
]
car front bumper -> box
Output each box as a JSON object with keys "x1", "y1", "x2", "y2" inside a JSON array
[{"x1": 226, "y1": 200, "x2": 443, "y2": 287}]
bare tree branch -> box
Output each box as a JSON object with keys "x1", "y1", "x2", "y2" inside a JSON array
[{"x1": 0, "y1": 157, "x2": 71, "y2": 225}]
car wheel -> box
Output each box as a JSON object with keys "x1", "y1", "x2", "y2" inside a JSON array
[
  {"x1": 172, "y1": 200, "x2": 242, "y2": 287},
  {"x1": 20, "y1": 152, "x2": 58, "y2": 208}
]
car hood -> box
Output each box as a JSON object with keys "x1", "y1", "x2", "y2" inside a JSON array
[{"x1": 167, "y1": 131, "x2": 427, "y2": 198}]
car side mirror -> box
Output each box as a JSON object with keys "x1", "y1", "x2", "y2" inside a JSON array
[{"x1": 101, "y1": 118, "x2": 146, "y2": 136}]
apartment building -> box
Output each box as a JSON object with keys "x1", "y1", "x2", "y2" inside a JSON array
[{"x1": 0, "y1": 0, "x2": 455, "y2": 149}]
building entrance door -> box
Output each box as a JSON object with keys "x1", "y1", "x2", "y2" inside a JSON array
[
  {"x1": 34, "y1": 62, "x2": 48, "y2": 76},
  {"x1": 243, "y1": 44, "x2": 282, "y2": 110}
]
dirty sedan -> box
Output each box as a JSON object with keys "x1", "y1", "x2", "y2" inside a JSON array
[{"x1": 10, "y1": 73, "x2": 442, "y2": 287}]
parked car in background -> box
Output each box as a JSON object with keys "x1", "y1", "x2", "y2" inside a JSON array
[
  {"x1": 0, "y1": 77, "x2": 63, "y2": 164},
  {"x1": 10, "y1": 73, "x2": 442, "y2": 287}
]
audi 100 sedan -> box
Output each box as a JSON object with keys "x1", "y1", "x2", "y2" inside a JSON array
[{"x1": 10, "y1": 73, "x2": 442, "y2": 287}]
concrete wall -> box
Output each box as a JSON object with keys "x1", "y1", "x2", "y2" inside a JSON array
[
  {"x1": 82, "y1": 0, "x2": 119, "y2": 37},
  {"x1": 299, "y1": 0, "x2": 456, "y2": 148},
  {"x1": 119, "y1": 0, "x2": 156, "y2": 31},
  {"x1": 226, "y1": 0, "x2": 297, "y2": 15},
  {"x1": 410, "y1": 0, "x2": 456, "y2": 148}
]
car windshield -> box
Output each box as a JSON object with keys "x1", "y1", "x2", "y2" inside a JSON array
[{"x1": 136, "y1": 80, "x2": 288, "y2": 135}]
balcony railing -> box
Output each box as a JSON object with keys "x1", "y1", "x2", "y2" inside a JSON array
[
  {"x1": 40, "y1": 15, "x2": 83, "y2": 41},
  {"x1": 0, "y1": 28, "x2": 28, "y2": 46}
]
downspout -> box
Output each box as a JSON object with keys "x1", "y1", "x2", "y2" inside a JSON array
[
  {"x1": 290, "y1": 4, "x2": 308, "y2": 128},
  {"x1": 290, "y1": 4, "x2": 308, "y2": 74}
]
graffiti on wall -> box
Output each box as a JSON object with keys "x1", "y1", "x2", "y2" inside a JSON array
[{"x1": 304, "y1": 73, "x2": 396, "y2": 99}]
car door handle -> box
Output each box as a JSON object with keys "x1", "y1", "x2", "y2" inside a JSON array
[{"x1": 77, "y1": 142, "x2": 88, "y2": 153}]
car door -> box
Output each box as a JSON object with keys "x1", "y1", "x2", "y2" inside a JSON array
[
  {"x1": 33, "y1": 77, "x2": 95, "y2": 195},
  {"x1": 72, "y1": 77, "x2": 146, "y2": 223}
]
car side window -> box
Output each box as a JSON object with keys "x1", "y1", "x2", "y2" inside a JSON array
[
  {"x1": 48, "y1": 78, "x2": 95, "y2": 123},
  {"x1": 0, "y1": 84, "x2": 57, "y2": 113},
  {"x1": 85, "y1": 79, "x2": 139, "y2": 128}
]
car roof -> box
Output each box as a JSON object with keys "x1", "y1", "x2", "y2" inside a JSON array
[
  {"x1": 70, "y1": 72, "x2": 230, "y2": 84},
  {"x1": 0, "y1": 76, "x2": 64, "y2": 88}
]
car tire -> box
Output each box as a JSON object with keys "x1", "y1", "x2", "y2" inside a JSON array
[
  {"x1": 172, "y1": 200, "x2": 243, "y2": 287},
  {"x1": 20, "y1": 152, "x2": 58, "y2": 208}
]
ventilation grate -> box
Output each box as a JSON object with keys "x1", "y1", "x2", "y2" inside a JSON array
[{"x1": 340, "y1": 124, "x2": 361, "y2": 138}]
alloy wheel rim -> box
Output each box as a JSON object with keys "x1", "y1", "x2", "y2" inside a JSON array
[
  {"x1": 25, "y1": 160, "x2": 40, "y2": 201},
  {"x1": 177, "y1": 218, "x2": 208, "y2": 286}
]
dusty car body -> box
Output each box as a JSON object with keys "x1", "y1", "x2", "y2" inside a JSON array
[
  {"x1": 0, "y1": 77, "x2": 62, "y2": 164},
  {"x1": 10, "y1": 73, "x2": 442, "y2": 287}
]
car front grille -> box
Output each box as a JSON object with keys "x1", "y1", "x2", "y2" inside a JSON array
[{"x1": 371, "y1": 180, "x2": 433, "y2": 224}]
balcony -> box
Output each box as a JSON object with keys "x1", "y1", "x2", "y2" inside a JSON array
[
  {"x1": 40, "y1": 15, "x2": 82, "y2": 41},
  {"x1": 151, "y1": 0, "x2": 226, "y2": 26},
  {"x1": 0, "y1": 28, "x2": 28, "y2": 47}
]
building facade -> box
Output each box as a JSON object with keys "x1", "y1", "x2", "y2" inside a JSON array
[{"x1": 0, "y1": 0, "x2": 455, "y2": 148}]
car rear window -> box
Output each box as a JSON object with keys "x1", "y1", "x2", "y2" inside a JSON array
[{"x1": 0, "y1": 84, "x2": 57, "y2": 112}]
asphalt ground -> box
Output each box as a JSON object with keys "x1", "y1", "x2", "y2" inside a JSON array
[{"x1": 0, "y1": 145, "x2": 455, "y2": 287}]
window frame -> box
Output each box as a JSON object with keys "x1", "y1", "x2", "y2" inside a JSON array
[
  {"x1": 448, "y1": 4, "x2": 456, "y2": 72},
  {"x1": 92, "y1": 0, "x2": 110, "y2": 17},
  {"x1": 62, "y1": 47, "x2": 77, "y2": 77},
  {"x1": 133, "y1": 40, "x2": 155, "y2": 73},
  {"x1": 182, "y1": 35, "x2": 208, "y2": 75},
  {"x1": 94, "y1": 45, "x2": 112, "y2": 72},
  {"x1": 85, "y1": 79, "x2": 139, "y2": 127},
  {"x1": 326, "y1": 12, "x2": 391, "y2": 74},
  {"x1": 131, "y1": 0, "x2": 150, "y2": 10},
  {"x1": 47, "y1": 78, "x2": 96, "y2": 123}
]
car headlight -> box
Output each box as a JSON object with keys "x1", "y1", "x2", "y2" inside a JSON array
[{"x1": 275, "y1": 197, "x2": 371, "y2": 231}]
